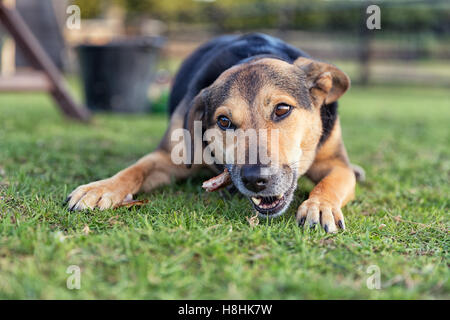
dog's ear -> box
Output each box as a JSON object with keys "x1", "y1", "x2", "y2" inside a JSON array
[
  {"x1": 294, "y1": 57, "x2": 350, "y2": 105},
  {"x1": 183, "y1": 90, "x2": 207, "y2": 168}
]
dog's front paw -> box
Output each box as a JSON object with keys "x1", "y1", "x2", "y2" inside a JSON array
[
  {"x1": 296, "y1": 198, "x2": 345, "y2": 233},
  {"x1": 66, "y1": 178, "x2": 132, "y2": 211}
]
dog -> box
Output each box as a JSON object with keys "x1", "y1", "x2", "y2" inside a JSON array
[{"x1": 66, "y1": 33, "x2": 364, "y2": 233}]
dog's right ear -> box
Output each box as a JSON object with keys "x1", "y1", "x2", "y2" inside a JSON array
[
  {"x1": 294, "y1": 57, "x2": 350, "y2": 105},
  {"x1": 183, "y1": 90, "x2": 207, "y2": 168}
]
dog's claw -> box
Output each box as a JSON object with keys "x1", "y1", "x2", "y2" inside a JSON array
[
  {"x1": 323, "y1": 224, "x2": 329, "y2": 233},
  {"x1": 338, "y1": 220, "x2": 345, "y2": 230},
  {"x1": 298, "y1": 216, "x2": 306, "y2": 227},
  {"x1": 63, "y1": 196, "x2": 71, "y2": 206}
]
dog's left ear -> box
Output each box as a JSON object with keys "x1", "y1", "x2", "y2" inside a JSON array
[{"x1": 294, "y1": 57, "x2": 350, "y2": 105}]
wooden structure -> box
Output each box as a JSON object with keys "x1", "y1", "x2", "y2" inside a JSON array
[{"x1": 0, "y1": 1, "x2": 90, "y2": 121}]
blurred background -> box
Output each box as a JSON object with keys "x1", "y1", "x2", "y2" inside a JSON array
[{"x1": 0, "y1": 0, "x2": 449, "y2": 115}]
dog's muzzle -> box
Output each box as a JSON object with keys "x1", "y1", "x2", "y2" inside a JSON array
[{"x1": 230, "y1": 164, "x2": 297, "y2": 218}]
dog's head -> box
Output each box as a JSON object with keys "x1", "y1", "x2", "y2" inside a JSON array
[{"x1": 184, "y1": 57, "x2": 350, "y2": 217}]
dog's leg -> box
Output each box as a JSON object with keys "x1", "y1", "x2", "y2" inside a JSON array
[
  {"x1": 298, "y1": 161, "x2": 355, "y2": 233},
  {"x1": 66, "y1": 149, "x2": 190, "y2": 211},
  {"x1": 297, "y1": 120, "x2": 356, "y2": 233}
]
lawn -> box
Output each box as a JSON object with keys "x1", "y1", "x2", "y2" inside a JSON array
[{"x1": 0, "y1": 84, "x2": 448, "y2": 299}]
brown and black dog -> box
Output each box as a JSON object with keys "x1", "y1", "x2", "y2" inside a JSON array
[{"x1": 66, "y1": 33, "x2": 364, "y2": 233}]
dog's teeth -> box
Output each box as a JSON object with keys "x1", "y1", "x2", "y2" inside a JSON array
[
  {"x1": 276, "y1": 195, "x2": 283, "y2": 200},
  {"x1": 251, "y1": 197, "x2": 261, "y2": 205}
]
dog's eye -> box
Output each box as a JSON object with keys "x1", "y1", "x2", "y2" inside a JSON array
[
  {"x1": 273, "y1": 104, "x2": 292, "y2": 119},
  {"x1": 217, "y1": 115, "x2": 234, "y2": 130}
]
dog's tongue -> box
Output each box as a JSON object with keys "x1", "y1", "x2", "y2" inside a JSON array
[{"x1": 202, "y1": 168, "x2": 232, "y2": 192}]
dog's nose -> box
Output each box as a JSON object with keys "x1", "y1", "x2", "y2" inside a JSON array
[{"x1": 241, "y1": 165, "x2": 269, "y2": 192}]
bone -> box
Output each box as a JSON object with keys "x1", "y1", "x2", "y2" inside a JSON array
[{"x1": 202, "y1": 168, "x2": 232, "y2": 192}]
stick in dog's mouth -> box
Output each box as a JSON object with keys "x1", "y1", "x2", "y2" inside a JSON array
[{"x1": 201, "y1": 168, "x2": 232, "y2": 192}]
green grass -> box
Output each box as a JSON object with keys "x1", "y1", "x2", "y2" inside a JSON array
[{"x1": 0, "y1": 85, "x2": 448, "y2": 299}]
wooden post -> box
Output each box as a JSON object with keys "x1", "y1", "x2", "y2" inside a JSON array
[
  {"x1": 0, "y1": 1, "x2": 90, "y2": 121},
  {"x1": 1, "y1": 37, "x2": 15, "y2": 76}
]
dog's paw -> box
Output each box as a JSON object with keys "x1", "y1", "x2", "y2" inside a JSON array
[
  {"x1": 351, "y1": 163, "x2": 365, "y2": 182},
  {"x1": 296, "y1": 199, "x2": 345, "y2": 233},
  {"x1": 65, "y1": 178, "x2": 132, "y2": 211}
]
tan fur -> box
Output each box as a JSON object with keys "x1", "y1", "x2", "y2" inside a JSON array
[
  {"x1": 67, "y1": 150, "x2": 191, "y2": 210},
  {"x1": 299, "y1": 119, "x2": 356, "y2": 232}
]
